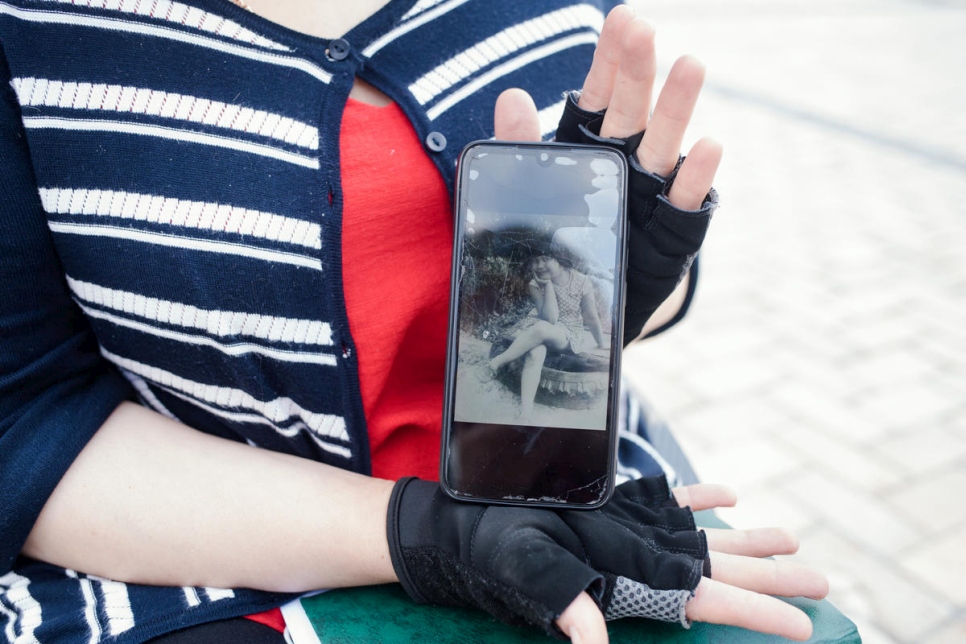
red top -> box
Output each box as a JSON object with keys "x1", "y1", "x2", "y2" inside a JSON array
[
  {"x1": 248, "y1": 97, "x2": 453, "y2": 633},
  {"x1": 340, "y1": 97, "x2": 453, "y2": 482}
]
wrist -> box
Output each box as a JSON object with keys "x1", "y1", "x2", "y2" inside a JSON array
[{"x1": 365, "y1": 476, "x2": 398, "y2": 585}]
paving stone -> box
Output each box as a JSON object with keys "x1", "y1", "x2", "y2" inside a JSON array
[
  {"x1": 874, "y1": 427, "x2": 966, "y2": 477},
  {"x1": 712, "y1": 482, "x2": 816, "y2": 534},
  {"x1": 850, "y1": 620, "x2": 900, "y2": 644},
  {"x1": 927, "y1": 616, "x2": 966, "y2": 644},
  {"x1": 761, "y1": 344, "x2": 857, "y2": 396},
  {"x1": 886, "y1": 467, "x2": 966, "y2": 536},
  {"x1": 783, "y1": 470, "x2": 922, "y2": 555},
  {"x1": 768, "y1": 383, "x2": 888, "y2": 444},
  {"x1": 852, "y1": 381, "x2": 962, "y2": 432},
  {"x1": 791, "y1": 528, "x2": 956, "y2": 642},
  {"x1": 673, "y1": 358, "x2": 786, "y2": 402},
  {"x1": 820, "y1": 569, "x2": 899, "y2": 644},
  {"x1": 776, "y1": 422, "x2": 904, "y2": 492},
  {"x1": 899, "y1": 528, "x2": 966, "y2": 607},
  {"x1": 835, "y1": 346, "x2": 937, "y2": 394},
  {"x1": 662, "y1": 393, "x2": 798, "y2": 449},
  {"x1": 688, "y1": 439, "x2": 804, "y2": 496}
]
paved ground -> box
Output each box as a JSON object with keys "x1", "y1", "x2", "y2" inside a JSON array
[{"x1": 621, "y1": 0, "x2": 966, "y2": 641}]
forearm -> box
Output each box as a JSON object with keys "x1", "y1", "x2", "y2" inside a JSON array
[
  {"x1": 22, "y1": 401, "x2": 396, "y2": 593},
  {"x1": 539, "y1": 283, "x2": 559, "y2": 324},
  {"x1": 590, "y1": 321, "x2": 606, "y2": 348}
]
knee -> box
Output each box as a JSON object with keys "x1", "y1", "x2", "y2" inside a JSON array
[
  {"x1": 528, "y1": 320, "x2": 554, "y2": 339},
  {"x1": 524, "y1": 344, "x2": 548, "y2": 365}
]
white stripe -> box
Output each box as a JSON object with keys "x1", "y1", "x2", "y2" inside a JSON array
[
  {"x1": 619, "y1": 429, "x2": 679, "y2": 488},
  {"x1": 41, "y1": 0, "x2": 290, "y2": 50},
  {"x1": 22, "y1": 116, "x2": 320, "y2": 169},
  {"x1": 538, "y1": 98, "x2": 567, "y2": 139},
  {"x1": 14, "y1": 78, "x2": 319, "y2": 150},
  {"x1": 427, "y1": 32, "x2": 598, "y2": 120},
  {"x1": 203, "y1": 588, "x2": 235, "y2": 602},
  {"x1": 154, "y1": 383, "x2": 353, "y2": 458},
  {"x1": 39, "y1": 188, "x2": 322, "y2": 250},
  {"x1": 0, "y1": 3, "x2": 331, "y2": 83},
  {"x1": 400, "y1": 0, "x2": 450, "y2": 21},
  {"x1": 127, "y1": 371, "x2": 180, "y2": 420},
  {"x1": 78, "y1": 302, "x2": 338, "y2": 366},
  {"x1": 182, "y1": 587, "x2": 202, "y2": 608},
  {"x1": 67, "y1": 276, "x2": 333, "y2": 345},
  {"x1": 48, "y1": 221, "x2": 322, "y2": 270},
  {"x1": 0, "y1": 602, "x2": 19, "y2": 644},
  {"x1": 102, "y1": 347, "x2": 350, "y2": 441},
  {"x1": 0, "y1": 572, "x2": 42, "y2": 644},
  {"x1": 91, "y1": 578, "x2": 135, "y2": 637},
  {"x1": 65, "y1": 571, "x2": 101, "y2": 644},
  {"x1": 363, "y1": 0, "x2": 469, "y2": 57},
  {"x1": 410, "y1": 5, "x2": 603, "y2": 105},
  {"x1": 615, "y1": 458, "x2": 643, "y2": 486},
  {"x1": 281, "y1": 597, "x2": 325, "y2": 644}
]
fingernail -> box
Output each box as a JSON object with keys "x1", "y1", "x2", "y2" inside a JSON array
[{"x1": 569, "y1": 626, "x2": 583, "y2": 644}]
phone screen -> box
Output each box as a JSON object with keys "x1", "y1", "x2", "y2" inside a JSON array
[{"x1": 441, "y1": 141, "x2": 627, "y2": 508}]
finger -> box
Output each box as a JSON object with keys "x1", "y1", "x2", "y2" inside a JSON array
[
  {"x1": 599, "y1": 17, "x2": 657, "y2": 139},
  {"x1": 710, "y1": 551, "x2": 830, "y2": 600},
  {"x1": 578, "y1": 4, "x2": 636, "y2": 113},
  {"x1": 493, "y1": 88, "x2": 541, "y2": 141},
  {"x1": 666, "y1": 136, "x2": 722, "y2": 210},
  {"x1": 703, "y1": 527, "x2": 800, "y2": 558},
  {"x1": 555, "y1": 591, "x2": 608, "y2": 644},
  {"x1": 636, "y1": 55, "x2": 706, "y2": 177},
  {"x1": 672, "y1": 483, "x2": 736, "y2": 511},
  {"x1": 686, "y1": 577, "x2": 814, "y2": 641}
]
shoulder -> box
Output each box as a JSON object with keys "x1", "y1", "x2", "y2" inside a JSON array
[{"x1": 573, "y1": 270, "x2": 593, "y2": 293}]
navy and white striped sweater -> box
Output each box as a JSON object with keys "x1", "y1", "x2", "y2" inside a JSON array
[{"x1": 0, "y1": 1, "x2": 696, "y2": 641}]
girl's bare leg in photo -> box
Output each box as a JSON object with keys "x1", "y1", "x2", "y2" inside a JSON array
[
  {"x1": 488, "y1": 320, "x2": 567, "y2": 371},
  {"x1": 519, "y1": 344, "x2": 547, "y2": 418}
]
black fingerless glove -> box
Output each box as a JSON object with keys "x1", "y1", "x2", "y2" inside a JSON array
[
  {"x1": 387, "y1": 476, "x2": 710, "y2": 638},
  {"x1": 555, "y1": 91, "x2": 719, "y2": 346}
]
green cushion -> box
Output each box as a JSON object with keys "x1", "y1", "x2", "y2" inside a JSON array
[{"x1": 300, "y1": 583, "x2": 859, "y2": 643}]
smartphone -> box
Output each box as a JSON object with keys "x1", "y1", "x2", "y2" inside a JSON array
[{"x1": 440, "y1": 140, "x2": 628, "y2": 508}]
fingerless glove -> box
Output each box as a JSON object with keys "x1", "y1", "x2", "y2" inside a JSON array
[
  {"x1": 555, "y1": 91, "x2": 719, "y2": 346},
  {"x1": 387, "y1": 476, "x2": 710, "y2": 638}
]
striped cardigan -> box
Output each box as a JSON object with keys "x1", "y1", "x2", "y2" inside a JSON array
[{"x1": 0, "y1": 1, "x2": 695, "y2": 641}]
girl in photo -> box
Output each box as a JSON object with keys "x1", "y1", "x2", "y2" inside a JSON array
[{"x1": 486, "y1": 242, "x2": 608, "y2": 418}]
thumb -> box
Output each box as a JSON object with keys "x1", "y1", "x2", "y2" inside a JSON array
[
  {"x1": 556, "y1": 591, "x2": 608, "y2": 644},
  {"x1": 494, "y1": 88, "x2": 542, "y2": 141}
]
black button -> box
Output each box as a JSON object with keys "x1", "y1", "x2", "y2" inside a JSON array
[
  {"x1": 425, "y1": 131, "x2": 447, "y2": 152},
  {"x1": 327, "y1": 39, "x2": 350, "y2": 61}
]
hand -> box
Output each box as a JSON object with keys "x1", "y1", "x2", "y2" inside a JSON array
[
  {"x1": 386, "y1": 477, "x2": 827, "y2": 643},
  {"x1": 494, "y1": 6, "x2": 722, "y2": 211},
  {"x1": 495, "y1": 6, "x2": 724, "y2": 346},
  {"x1": 574, "y1": 7, "x2": 722, "y2": 211},
  {"x1": 556, "y1": 485, "x2": 829, "y2": 644},
  {"x1": 387, "y1": 477, "x2": 709, "y2": 638}
]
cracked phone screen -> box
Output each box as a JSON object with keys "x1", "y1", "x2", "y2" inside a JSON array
[{"x1": 441, "y1": 142, "x2": 627, "y2": 508}]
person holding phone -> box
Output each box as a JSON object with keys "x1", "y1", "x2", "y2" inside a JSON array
[{"x1": 0, "y1": 2, "x2": 827, "y2": 644}]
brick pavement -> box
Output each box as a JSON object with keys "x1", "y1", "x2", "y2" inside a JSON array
[{"x1": 622, "y1": 1, "x2": 966, "y2": 641}]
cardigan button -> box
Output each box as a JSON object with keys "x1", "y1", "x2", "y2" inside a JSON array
[
  {"x1": 327, "y1": 38, "x2": 351, "y2": 61},
  {"x1": 425, "y1": 131, "x2": 447, "y2": 152}
]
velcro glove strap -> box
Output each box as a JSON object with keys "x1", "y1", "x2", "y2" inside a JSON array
[
  {"x1": 554, "y1": 91, "x2": 719, "y2": 346},
  {"x1": 386, "y1": 476, "x2": 710, "y2": 637}
]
